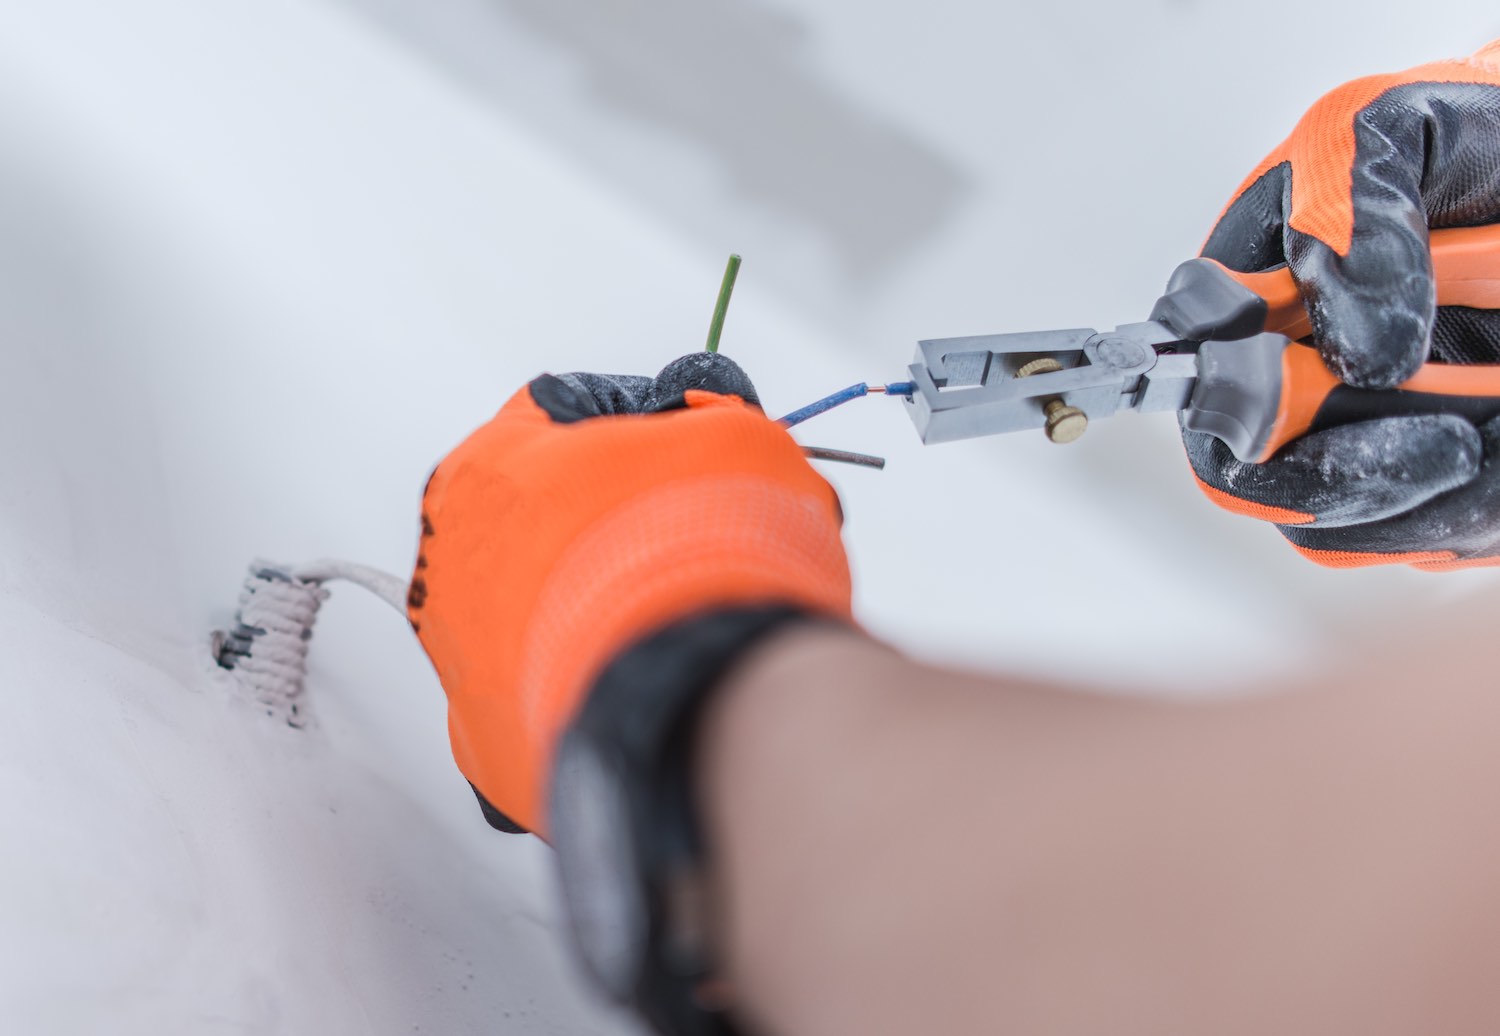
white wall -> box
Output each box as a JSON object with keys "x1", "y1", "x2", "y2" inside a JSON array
[{"x1": 2, "y1": 1, "x2": 1497, "y2": 1031}]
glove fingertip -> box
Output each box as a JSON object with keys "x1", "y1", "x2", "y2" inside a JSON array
[
  {"x1": 650, "y1": 352, "x2": 761, "y2": 410},
  {"x1": 1313, "y1": 299, "x2": 1432, "y2": 390},
  {"x1": 1413, "y1": 413, "x2": 1484, "y2": 485},
  {"x1": 1292, "y1": 226, "x2": 1435, "y2": 390},
  {"x1": 1188, "y1": 415, "x2": 1481, "y2": 530},
  {"x1": 1297, "y1": 414, "x2": 1480, "y2": 527},
  {"x1": 1201, "y1": 162, "x2": 1289, "y2": 272},
  {"x1": 528, "y1": 373, "x2": 603, "y2": 424}
]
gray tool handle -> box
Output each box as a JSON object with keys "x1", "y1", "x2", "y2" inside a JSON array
[{"x1": 1181, "y1": 335, "x2": 1287, "y2": 463}]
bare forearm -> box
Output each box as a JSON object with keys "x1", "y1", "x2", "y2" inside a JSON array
[{"x1": 697, "y1": 623, "x2": 1500, "y2": 1036}]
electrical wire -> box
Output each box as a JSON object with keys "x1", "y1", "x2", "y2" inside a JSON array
[
  {"x1": 212, "y1": 559, "x2": 407, "y2": 726},
  {"x1": 778, "y1": 381, "x2": 914, "y2": 428}
]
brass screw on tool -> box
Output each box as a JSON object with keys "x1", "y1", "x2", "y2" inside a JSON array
[{"x1": 1014, "y1": 358, "x2": 1088, "y2": 444}]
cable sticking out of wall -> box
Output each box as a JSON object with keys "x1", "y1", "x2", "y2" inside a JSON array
[{"x1": 212, "y1": 559, "x2": 408, "y2": 727}]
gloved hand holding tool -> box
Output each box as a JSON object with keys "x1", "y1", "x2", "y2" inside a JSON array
[
  {"x1": 892, "y1": 41, "x2": 1500, "y2": 570},
  {"x1": 1186, "y1": 40, "x2": 1500, "y2": 568}
]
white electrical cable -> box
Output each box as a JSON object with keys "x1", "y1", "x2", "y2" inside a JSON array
[
  {"x1": 212, "y1": 558, "x2": 408, "y2": 726},
  {"x1": 286, "y1": 558, "x2": 410, "y2": 611}
]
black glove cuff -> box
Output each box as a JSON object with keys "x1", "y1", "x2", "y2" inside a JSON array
[{"x1": 551, "y1": 604, "x2": 819, "y2": 1036}]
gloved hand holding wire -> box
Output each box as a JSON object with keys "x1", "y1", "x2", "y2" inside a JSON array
[
  {"x1": 408, "y1": 352, "x2": 852, "y2": 837},
  {"x1": 1185, "y1": 40, "x2": 1500, "y2": 569}
]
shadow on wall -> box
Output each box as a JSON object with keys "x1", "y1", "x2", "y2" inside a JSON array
[{"x1": 333, "y1": 0, "x2": 969, "y2": 286}]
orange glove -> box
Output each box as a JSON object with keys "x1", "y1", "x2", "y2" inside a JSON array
[
  {"x1": 408, "y1": 356, "x2": 853, "y2": 836},
  {"x1": 1186, "y1": 40, "x2": 1500, "y2": 568}
]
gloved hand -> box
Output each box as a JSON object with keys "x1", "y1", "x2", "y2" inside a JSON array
[
  {"x1": 408, "y1": 353, "x2": 852, "y2": 836},
  {"x1": 1185, "y1": 40, "x2": 1500, "y2": 569}
]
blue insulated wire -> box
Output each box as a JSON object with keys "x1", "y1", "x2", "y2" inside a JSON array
[
  {"x1": 778, "y1": 383, "x2": 871, "y2": 427},
  {"x1": 778, "y1": 381, "x2": 916, "y2": 428}
]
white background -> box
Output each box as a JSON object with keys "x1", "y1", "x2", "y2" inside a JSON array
[{"x1": 2, "y1": 2, "x2": 1498, "y2": 1031}]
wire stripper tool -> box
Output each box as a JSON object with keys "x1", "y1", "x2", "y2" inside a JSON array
[{"x1": 902, "y1": 225, "x2": 1500, "y2": 461}]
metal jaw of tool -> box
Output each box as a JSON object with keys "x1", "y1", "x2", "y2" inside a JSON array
[
  {"x1": 902, "y1": 260, "x2": 1296, "y2": 462},
  {"x1": 904, "y1": 321, "x2": 1200, "y2": 442}
]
